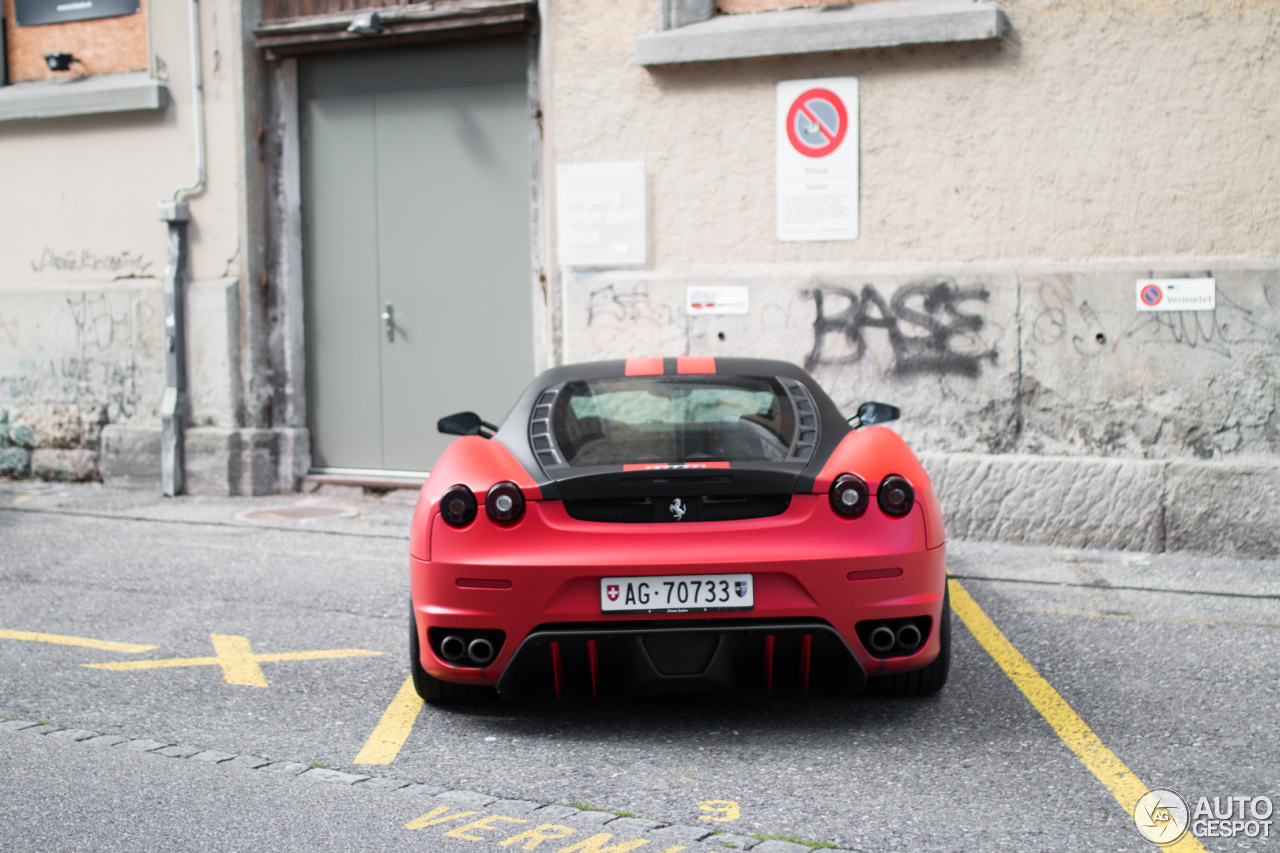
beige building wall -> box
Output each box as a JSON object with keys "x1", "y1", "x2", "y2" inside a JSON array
[
  {"x1": 0, "y1": 0, "x2": 249, "y2": 480},
  {"x1": 541, "y1": 0, "x2": 1280, "y2": 556}
]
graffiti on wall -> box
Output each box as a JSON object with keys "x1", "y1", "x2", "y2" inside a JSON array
[
  {"x1": 803, "y1": 281, "x2": 999, "y2": 377},
  {"x1": 587, "y1": 282, "x2": 679, "y2": 328},
  {"x1": 1030, "y1": 283, "x2": 1280, "y2": 360},
  {"x1": 30, "y1": 248, "x2": 153, "y2": 277}
]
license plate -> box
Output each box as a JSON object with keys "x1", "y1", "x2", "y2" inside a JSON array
[{"x1": 600, "y1": 574, "x2": 754, "y2": 614}]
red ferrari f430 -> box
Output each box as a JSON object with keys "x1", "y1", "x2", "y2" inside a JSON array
[{"x1": 409, "y1": 357, "x2": 948, "y2": 701}]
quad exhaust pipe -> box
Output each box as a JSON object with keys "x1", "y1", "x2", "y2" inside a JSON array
[
  {"x1": 438, "y1": 634, "x2": 497, "y2": 666},
  {"x1": 868, "y1": 625, "x2": 896, "y2": 654},
  {"x1": 440, "y1": 635, "x2": 467, "y2": 662},
  {"x1": 467, "y1": 637, "x2": 495, "y2": 665},
  {"x1": 862, "y1": 619, "x2": 926, "y2": 656},
  {"x1": 895, "y1": 623, "x2": 922, "y2": 651}
]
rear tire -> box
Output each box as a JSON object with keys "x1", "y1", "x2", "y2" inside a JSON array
[
  {"x1": 865, "y1": 585, "x2": 951, "y2": 697},
  {"x1": 409, "y1": 605, "x2": 490, "y2": 703}
]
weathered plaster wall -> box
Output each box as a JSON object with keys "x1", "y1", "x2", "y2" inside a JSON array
[
  {"x1": 546, "y1": 0, "x2": 1278, "y2": 264},
  {"x1": 0, "y1": 1, "x2": 250, "y2": 479}
]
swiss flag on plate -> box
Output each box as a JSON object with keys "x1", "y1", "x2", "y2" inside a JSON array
[{"x1": 606, "y1": 585, "x2": 620, "y2": 601}]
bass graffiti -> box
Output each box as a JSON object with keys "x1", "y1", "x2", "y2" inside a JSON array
[{"x1": 803, "y1": 281, "x2": 998, "y2": 377}]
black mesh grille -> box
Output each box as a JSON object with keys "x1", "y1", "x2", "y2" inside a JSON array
[
  {"x1": 563, "y1": 494, "x2": 791, "y2": 523},
  {"x1": 642, "y1": 632, "x2": 720, "y2": 675}
]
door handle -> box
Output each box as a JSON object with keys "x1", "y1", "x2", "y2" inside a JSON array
[{"x1": 382, "y1": 303, "x2": 394, "y2": 342}]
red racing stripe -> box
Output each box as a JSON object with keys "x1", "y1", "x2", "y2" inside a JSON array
[
  {"x1": 676, "y1": 356, "x2": 716, "y2": 374},
  {"x1": 624, "y1": 357, "x2": 664, "y2": 376}
]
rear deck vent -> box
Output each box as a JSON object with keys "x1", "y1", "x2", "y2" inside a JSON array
[{"x1": 564, "y1": 494, "x2": 791, "y2": 523}]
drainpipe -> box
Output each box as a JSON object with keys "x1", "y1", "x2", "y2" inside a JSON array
[{"x1": 159, "y1": 0, "x2": 205, "y2": 497}]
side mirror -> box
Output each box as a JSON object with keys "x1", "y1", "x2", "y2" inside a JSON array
[
  {"x1": 854, "y1": 401, "x2": 900, "y2": 427},
  {"x1": 437, "y1": 411, "x2": 497, "y2": 438}
]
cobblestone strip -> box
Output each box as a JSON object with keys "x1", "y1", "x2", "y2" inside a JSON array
[{"x1": 0, "y1": 717, "x2": 855, "y2": 853}]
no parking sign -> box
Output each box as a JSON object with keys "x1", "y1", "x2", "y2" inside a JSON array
[{"x1": 777, "y1": 77, "x2": 858, "y2": 241}]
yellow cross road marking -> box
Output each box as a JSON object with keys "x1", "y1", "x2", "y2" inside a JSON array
[
  {"x1": 0, "y1": 628, "x2": 157, "y2": 653},
  {"x1": 156, "y1": 539, "x2": 403, "y2": 563},
  {"x1": 1019, "y1": 606, "x2": 1280, "y2": 631},
  {"x1": 83, "y1": 633, "x2": 385, "y2": 687},
  {"x1": 355, "y1": 675, "x2": 424, "y2": 764},
  {"x1": 949, "y1": 577, "x2": 1208, "y2": 852}
]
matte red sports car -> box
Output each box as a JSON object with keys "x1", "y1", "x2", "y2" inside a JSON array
[{"x1": 409, "y1": 357, "x2": 948, "y2": 702}]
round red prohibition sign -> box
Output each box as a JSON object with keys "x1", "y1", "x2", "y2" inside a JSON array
[
  {"x1": 1141, "y1": 284, "x2": 1163, "y2": 306},
  {"x1": 786, "y1": 88, "x2": 848, "y2": 158}
]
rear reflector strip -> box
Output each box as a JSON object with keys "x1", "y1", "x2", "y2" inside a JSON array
[
  {"x1": 624, "y1": 357, "x2": 664, "y2": 376},
  {"x1": 846, "y1": 568, "x2": 904, "y2": 581},
  {"x1": 676, "y1": 355, "x2": 716, "y2": 374},
  {"x1": 587, "y1": 639, "x2": 599, "y2": 699},
  {"x1": 550, "y1": 641, "x2": 564, "y2": 700},
  {"x1": 799, "y1": 634, "x2": 812, "y2": 694},
  {"x1": 763, "y1": 634, "x2": 775, "y2": 693},
  {"x1": 456, "y1": 578, "x2": 513, "y2": 589}
]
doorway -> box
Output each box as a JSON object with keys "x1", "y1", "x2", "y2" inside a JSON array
[{"x1": 300, "y1": 41, "x2": 535, "y2": 473}]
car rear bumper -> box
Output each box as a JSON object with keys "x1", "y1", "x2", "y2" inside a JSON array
[
  {"x1": 410, "y1": 494, "x2": 945, "y2": 692},
  {"x1": 495, "y1": 619, "x2": 866, "y2": 699}
]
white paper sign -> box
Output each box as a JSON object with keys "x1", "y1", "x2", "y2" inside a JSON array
[
  {"x1": 1135, "y1": 279, "x2": 1216, "y2": 312},
  {"x1": 776, "y1": 77, "x2": 859, "y2": 242},
  {"x1": 557, "y1": 161, "x2": 646, "y2": 266},
  {"x1": 686, "y1": 286, "x2": 749, "y2": 315}
]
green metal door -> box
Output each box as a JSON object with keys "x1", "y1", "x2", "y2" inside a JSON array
[{"x1": 301, "y1": 42, "x2": 534, "y2": 473}]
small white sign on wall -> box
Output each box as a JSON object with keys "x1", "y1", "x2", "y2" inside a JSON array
[
  {"x1": 557, "y1": 161, "x2": 646, "y2": 266},
  {"x1": 1135, "y1": 279, "x2": 1216, "y2": 312},
  {"x1": 776, "y1": 77, "x2": 859, "y2": 242},
  {"x1": 686, "y1": 286, "x2": 749, "y2": 315}
]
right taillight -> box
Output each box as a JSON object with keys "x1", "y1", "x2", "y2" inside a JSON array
[
  {"x1": 877, "y1": 474, "x2": 915, "y2": 517},
  {"x1": 440, "y1": 484, "x2": 478, "y2": 527},
  {"x1": 829, "y1": 473, "x2": 870, "y2": 518},
  {"x1": 485, "y1": 480, "x2": 525, "y2": 523}
]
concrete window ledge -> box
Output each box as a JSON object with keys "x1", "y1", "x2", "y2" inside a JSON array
[
  {"x1": 634, "y1": 0, "x2": 1006, "y2": 65},
  {"x1": 0, "y1": 72, "x2": 168, "y2": 122}
]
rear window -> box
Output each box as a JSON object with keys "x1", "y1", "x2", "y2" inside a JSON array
[{"x1": 551, "y1": 376, "x2": 796, "y2": 466}]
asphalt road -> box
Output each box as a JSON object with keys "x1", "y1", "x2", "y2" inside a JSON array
[{"x1": 2, "y1": 481, "x2": 1277, "y2": 852}]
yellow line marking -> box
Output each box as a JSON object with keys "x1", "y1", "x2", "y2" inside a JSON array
[
  {"x1": 155, "y1": 539, "x2": 403, "y2": 563},
  {"x1": 0, "y1": 628, "x2": 157, "y2": 653},
  {"x1": 83, "y1": 633, "x2": 385, "y2": 687},
  {"x1": 354, "y1": 675, "x2": 424, "y2": 764},
  {"x1": 405, "y1": 806, "x2": 479, "y2": 830},
  {"x1": 1019, "y1": 606, "x2": 1280, "y2": 631},
  {"x1": 949, "y1": 578, "x2": 1207, "y2": 852},
  {"x1": 6, "y1": 493, "x2": 37, "y2": 507}
]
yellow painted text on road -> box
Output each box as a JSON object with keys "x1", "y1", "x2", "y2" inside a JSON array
[
  {"x1": 697, "y1": 800, "x2": 739, "y2": 822},
  {"x1": 405, "y1": 806, "x2": 480, "y2": 830},
  {"x1": 83, "y1": 633, "x2": 384, "y2": 687},
  {"x1": 445, "y1": 815, "x2": 528, "y2": 841},
  {"x1": 949, "y1": 577, "x2": 1207, "y2": 853},
  {"x1": 0, "y1": 628, "x2": 156, "y2": 653},
  {"x1": 499, "y1": 825, "x2": 576, "y2": 850},
  {"x1": 355, "y1": 675, "x2": 424, "y2": 764}
]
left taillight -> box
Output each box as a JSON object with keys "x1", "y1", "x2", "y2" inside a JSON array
[
  {"x1": 440, "y1": 484, "x2": 478, "y2": 527},
  {"x1": 485, "y1": 480, "x2": 525, "y2": 523}
]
